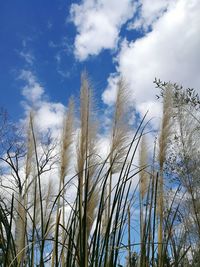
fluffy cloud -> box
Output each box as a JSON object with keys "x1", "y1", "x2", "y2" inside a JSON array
[
  {"x1": 20, "y1": 70, "x2": 44, "y2": 103},
  {"x1": 101, "y1": 73, "x2": 120, "y2": 105},
  {"x1": 19, "y1": 70, "x2": 65, "y2": 136},
  {"x1": 103, "y1": 0, "x2": 200, "y2": 125},
  {"x1": 35, "y1": 102, "x2": 65, "y2": 134},
  {"x1": 70, "y1": 0, "x2": 136, "y2": 60}
]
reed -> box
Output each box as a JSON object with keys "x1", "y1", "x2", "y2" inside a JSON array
[
  {"x1": 0, "y1": 78, "x2": 199, "y2": 267},
  {"x1": 158, "y1": 83, "x2": 173, "y2": 267}
]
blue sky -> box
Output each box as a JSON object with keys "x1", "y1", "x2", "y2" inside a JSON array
[
  {"x1": 0, "y1": 0, "x2": 200, "y2": 127},
  {"x1": 0, "y1": 0, "x2": 83, "y2": 118},
  {"x1": 0, "y1": 2, "x2": 200, "y2": 261},
  {"x1": 0, "y1": 0, "x2": 130, "y2": 121}
]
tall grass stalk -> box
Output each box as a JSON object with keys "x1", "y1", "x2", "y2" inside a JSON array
[
  {"x1": 0, "y1": 78, "x2": 198, "y2": 267},
  {"x1": 158, "y1": 84, "x2": 173, "y2": 266},
  {"x1": 51, "y1": 97, "x2": 74, "y2": 267}
]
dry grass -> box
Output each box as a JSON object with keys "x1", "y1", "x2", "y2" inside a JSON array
[{"x1": 0, "y1": 78, "x2": 199, "y2": 267}]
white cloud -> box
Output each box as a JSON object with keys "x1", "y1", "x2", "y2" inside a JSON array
[
  {"x1": 19, "y1": 70, "x2": 66, "y2": 136},
  {"x1": 103, "y1": 0, "x2": 200, "y2": 126},
  {"x1": 70, "y1": 0, "x2": 136, "y2": 60},
  {"x1": 20, "y1": 70, "x2": 44, "y2": 103},
  {"x1": 128, "y1": 0, "x2": 174, "y2": 31},
  {"x1": 102, "y1": 73, "x2": 120, "y2": 105},
  {"x1": 34, "y1": 102, "x2": 65, "y2": 136},
  {"x1": 19, "y1": 51, "x2": 35, "y2": 65}
]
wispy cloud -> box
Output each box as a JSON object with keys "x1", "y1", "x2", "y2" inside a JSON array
[
  {"x1": 47, "y1": 20, "x2": 53, "y2": 30},
  {"x1": 49, "y1": 37, "x2": 74, "y2": 79},
  {"x1": 127, "y1": 0, "x2": 172, "y2": 32},
  {"x1": 19, "y1": 51, "x2": 35, "y2": 65}
]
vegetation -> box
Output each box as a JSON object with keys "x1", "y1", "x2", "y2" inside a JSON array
[{"x1": 0, "y1": 75, "x2": 199, "y2": 266}]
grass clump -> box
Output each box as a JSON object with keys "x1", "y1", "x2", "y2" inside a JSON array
[{"x1": 0, "y1": 76, "x2": 199, "y2": 266}]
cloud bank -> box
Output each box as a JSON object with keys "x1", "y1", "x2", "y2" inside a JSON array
[{"x1": 102, "y1": 0, "x2": 200, "y2": 124}]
